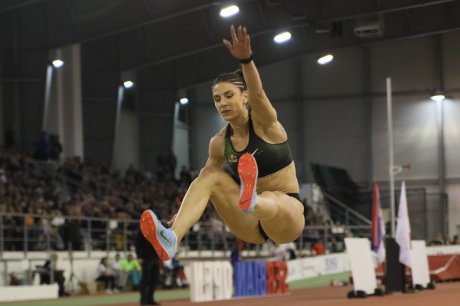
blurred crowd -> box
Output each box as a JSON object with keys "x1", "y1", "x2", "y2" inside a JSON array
[{"x1": 0, "y1": 147, "x2": 202, "y2": 251}]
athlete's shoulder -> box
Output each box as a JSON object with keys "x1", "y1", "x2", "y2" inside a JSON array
[
  {"x1": 209, "y1": 127, "x2": 226, "y2": 150},
  {"x1": 213, "y1": 126, "x2": 227, "y2": 141}
]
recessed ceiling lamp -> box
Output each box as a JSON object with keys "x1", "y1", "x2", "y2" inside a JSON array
[
  {"x1": 273, "y1": 31, "x2": 292, "y2": 44},
  {"x1": 430, "y1": 93, "x2": 445, "y2": 102},
  {"x1": 179, "y1": 98, "x2": 189, "y2": 105},
  {"x1": 220, "y1": 5, "x2": 239, "y2": 18},
  {"x1": 317, "y1": 54, "x2": 334, "y2": 65},
  {"x1": 52, "y1": 59, "x2": 64, "y2": 68},
  {"x1": 123, "y1": 81, "x2": 134, "y2": 89}
]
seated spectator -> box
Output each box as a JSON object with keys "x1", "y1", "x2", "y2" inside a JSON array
[
  {"x1": 96, "y1": 257, "x2": 117, "y2": 294},
  {"x1": 111, "y1": 253, "x2": 124, "y2": 291},
  {"x1": 162, "y1": 257, "x2": 189, "y2": 288},
  {"x1": 273, "y1": 242, "x2": 297, "y2": 261},
  {"x1": 331, "y1": 221, "x2": 346, "y2": 241},
  {"x1": 311, "y1": 239, "x2": 326, "y2": 256},
  {"x1": 121, "y1": 254, "x2": 142, "y2": 289}
]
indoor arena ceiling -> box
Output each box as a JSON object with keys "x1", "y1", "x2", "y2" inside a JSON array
[{"x1": 2, "y1": 0, "x2": 460, "y2": 88}]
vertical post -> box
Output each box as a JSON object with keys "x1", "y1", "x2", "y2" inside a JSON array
[
  {"x1": 106, "y1": 221, "x2": 111, "y2": 254},
  {"x1": 386, "y1": 77, "x2": 396, "y2": 238},
  {"x1": 87, "y1": 220, "x2": 92, "y2": 257},
  {"x1": 0, "y1": 215, "x2": 3, "y2": 259},
  {"x1": 436, "y1": 99, "x2": 446, "y2": 196},
  {"x1": 111, "y1": 85, "x2": 124, "y2": 170},
  {"x1": 23, "y1": 218, "x2": 28, "y2": 258},
  {"x1": 42, "y1": 64, "x2": 53, "y2": 131},
  {"x1": 123, "y1": 221, "x2": 128, "y2": 253}
]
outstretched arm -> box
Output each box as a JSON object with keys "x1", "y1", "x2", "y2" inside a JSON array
[{"x1": 223, "y1": 25, "x2": 278, "y2": 128}]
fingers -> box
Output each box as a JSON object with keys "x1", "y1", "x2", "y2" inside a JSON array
[
  {"x1": 224, "y1": 25, "x2": 251, "y2": 55},
  {"x1": 239, "y1": 25, "x2": 248, "y2": 43},
  {"x1": 222, "y1": 39, "x2": 233, "y2": 50},
  {"x1": 230, "y1": 24, "x2": 238, "y2": 45},
  {"x1": 236, "y1": 25, "x2": 250, "y2": 45}
]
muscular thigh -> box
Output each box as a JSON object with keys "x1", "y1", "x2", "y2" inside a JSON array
[
  {"x1": 208, "y1": 170, "x2": 265, "y2": 244},
  {"x1": 259, "y1": 192, "x2": 305, "y2": 244}
]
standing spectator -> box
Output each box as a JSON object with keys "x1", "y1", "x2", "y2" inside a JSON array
[
  {"x1": 34, "y1": 131, "x2": 51, "y2": 160},
  {"x1": 165, "y1": 149, "x2": 177, "y2": 175},
  {"x1": 179, "y1": 166, "x2": 192, "y2": 185},
  {"x1": 451, "y1": 235, "x2": 458, "y2": 245},
  {"x1": 156, "y1": 149, "x2": 167, "y2": 169},
  {"x1": 62, "y1": 217, "x2": 81, "y2": 251},
  {"x1": 50, "y1": 134, "x2": 63, "y2": 162},
  {"x1": 135, "y1": 229, "x2": 160, "y2": 306}
]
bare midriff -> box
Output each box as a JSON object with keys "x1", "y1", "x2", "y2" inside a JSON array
[{"x1": 256, "y1": 162, "x2": 299, "y2": 194}]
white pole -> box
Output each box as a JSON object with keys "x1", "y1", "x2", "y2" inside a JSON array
[
  {"x1": 42, "y1": 64, "x2": 53, "y2": 131},
  {"x1": 111, "y1": 85, "x2": 124, "y2": 170},
  {"x1": 386, "y1": 77, "x2": 396, "y2": 237}
]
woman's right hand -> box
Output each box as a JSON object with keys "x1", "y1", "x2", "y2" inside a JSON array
[{"x1": 223, "y1": 25, "x2": 252, "y2": 61}]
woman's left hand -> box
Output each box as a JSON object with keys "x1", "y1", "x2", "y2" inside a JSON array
[{"x1": 223, "y1": 25, "x2": 252, "y2": 61}]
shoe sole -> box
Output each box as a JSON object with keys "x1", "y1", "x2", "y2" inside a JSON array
[
  {"x1": 238, "y1": 152, "x2": 258, "y2": 213},
  {"x1": 140, "y1": 210, "x2": 171, "y2": 261}
]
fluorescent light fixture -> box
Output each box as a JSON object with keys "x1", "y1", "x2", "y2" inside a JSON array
[
  {"x1": 179, "y1": 98, "x2": 189, "y2": 105},
  {"x1": 317, "y1": 54, "x2": 334, "y2": 65},
  {"x1": 123, "y1": 81, "x2": 134, "y2": 89},
  {"x1": 52, "y1": 59, "x2": 64, "y2": 68},
  {"x1": 430, "y1": 94, "x2": 445, "y2": 102},
  {"x1": 220, "y1": 5, "x2": 239, "y2": 18},
  {"x1": 273, "y1": 31, "x2": 291, "y2": 44}
]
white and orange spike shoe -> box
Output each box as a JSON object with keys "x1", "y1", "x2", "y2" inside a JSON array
[
  {"x1": 237, "y1": 152, "x2": 258, "y2": 214},
  {"x1": 140, "y1": 210, "x2": 177, "y2": 261}
]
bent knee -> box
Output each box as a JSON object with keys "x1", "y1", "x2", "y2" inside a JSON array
[
  {"x1": 199, "y1": 165, "x2": 224, "y2": 178},
  {"x1": 197, "y1": 166, "x2": 233, "y2": 186}
]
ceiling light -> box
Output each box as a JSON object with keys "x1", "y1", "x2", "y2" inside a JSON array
[
  {"x1": 52, "y1": 59, "x2": 64, "y2": 68},
  {"x1": 317, "y1": 54, "x2": 334, "y2": 65},
  {"x1": 123, "y1": 81, "x2": 134, "y2": 89},
  {"x1": 220, "y1": 5, "x2": 239, "y2": 18},
  {"x1": 179, "y1": 98, "x2": 189, "y2": 105},
  {"x1": 430, "y1": 93, "x2": 445, "y2": 102},
  {"x1": 273, "y1": 31, "x2": 291, "y2": 44}
]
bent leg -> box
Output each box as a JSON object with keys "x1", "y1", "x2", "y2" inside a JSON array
[
  {"x1": 256, "y1": 192, "x2": 305, "y2": 243},
  {"x1": 172, "y1": 166, "x2": 265, "y2": 245}
]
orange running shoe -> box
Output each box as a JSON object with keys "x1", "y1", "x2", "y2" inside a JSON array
[
  {"x1": 237, "y1": 152, "x2": 258, "y2": 213},
  {"x1": 140, "y1": 210, "x2": 177, "y2": 261}
]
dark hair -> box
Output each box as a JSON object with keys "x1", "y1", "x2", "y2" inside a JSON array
[{"x1": 212, "y1": 69, "x2": 247, "y2": 91}]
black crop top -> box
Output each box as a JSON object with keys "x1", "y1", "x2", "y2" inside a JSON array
[{"x1": 223, "y1": 114, "x2": 293, "y2": 179}]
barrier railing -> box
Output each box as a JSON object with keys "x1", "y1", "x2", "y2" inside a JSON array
[{"x1": 0, "y1": 213, "x2": 370, "y2": 259}]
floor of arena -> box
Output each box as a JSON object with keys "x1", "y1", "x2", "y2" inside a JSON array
[{"x1": 3, "y1": 281, "x2": 460, "y2": 306}]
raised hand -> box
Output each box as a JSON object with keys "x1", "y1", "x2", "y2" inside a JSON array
[{"x1": 223, "y1": 25, "x2": 252, "y2": 61}]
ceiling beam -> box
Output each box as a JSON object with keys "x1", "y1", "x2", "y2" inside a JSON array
[
  {"x1": 321, "y1": 0, "x2": 457, "y2": 23},
  {"x1": 73, "y1": 0, "x2": 258, "y2": 47},
  {"x1": 0, "y1": 0, "x2": 43, "y2": 15},
  {"x1": 128, "y1": 22, "x2": 311, "y2": 71}
]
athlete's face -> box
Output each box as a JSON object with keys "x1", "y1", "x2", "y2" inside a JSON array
[{"x1": 212, "y1": 82, "x2": 248, "y2": 121}]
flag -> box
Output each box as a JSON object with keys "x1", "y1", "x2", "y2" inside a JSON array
[
  {"x1": 395, "y1": 181, "x2": 412, "y2": 267},
  {"x1": 371, "y1": 182, "x2": 386, "y2": 263}
]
